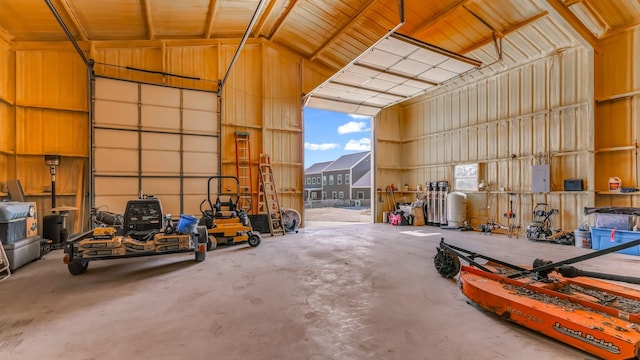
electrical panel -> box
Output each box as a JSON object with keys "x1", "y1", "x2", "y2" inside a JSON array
[{"x1": 532, "y1": 164, "x2": 550, "y2": 193}]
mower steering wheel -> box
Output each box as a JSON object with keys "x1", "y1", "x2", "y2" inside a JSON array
[{"x1": 200, "y1": 198, "x2": 214, "y2": 219}]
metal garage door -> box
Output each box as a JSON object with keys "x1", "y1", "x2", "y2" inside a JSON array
[{"x1": 92, "y1": 77, "x2": 219, "y2": 216}]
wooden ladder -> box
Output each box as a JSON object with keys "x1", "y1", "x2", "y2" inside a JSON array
[
  {"x1": 258, "y1": 154, "x2": 285, "y2": 236},
  {"x1": 0, "y1": 244, "x2": 11, "y2": 283},
  {"x1": 234, "y1": 131, "x2": 254, "y2": 213}
]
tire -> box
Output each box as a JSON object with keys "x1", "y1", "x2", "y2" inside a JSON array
[
  {"x1": 68, "y1": 261, "x2": 88, "y2": 275},
  {"x1": 196, "y1": 226, "x2": 208, "y2": 244},
  {"x1": 206, "y1": 235, "x2": 217, "y2": 251},
  {"x1": 248, "y1": 233, "x2": 261, "y2": 247},
  {"x1": 195, "y1": 249, "x2": 206, "y2": 262}
]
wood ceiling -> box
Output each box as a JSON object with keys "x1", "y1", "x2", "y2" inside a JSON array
[{"x1": 0, "y1": 0, "x2": 639, "y2": 78}]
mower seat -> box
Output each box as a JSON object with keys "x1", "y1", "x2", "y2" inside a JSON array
[{"x1": 214, "y1": 196, "x2": 237, "y2": 219}]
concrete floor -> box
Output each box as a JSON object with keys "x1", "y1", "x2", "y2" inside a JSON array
[{"x1": 1, "y1": 223, "x2": 638, "y2": 360}]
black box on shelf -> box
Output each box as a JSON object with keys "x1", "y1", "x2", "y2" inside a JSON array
[{"x1": 564, "y1": 178, "x2": 584, "y2": 191}]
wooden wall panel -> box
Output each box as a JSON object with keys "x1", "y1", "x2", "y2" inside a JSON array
[
  {"x1": 92, "y1": 47, "x2": 164, "y2": 84},
  {"x1": 16, "y1": 50, "x2": 87, "y2": 111},
  {"x1": 262, "y1": 45, "x2": 304, "y2": 212},
  {"x1": 0, "y1": 102, "x2": 15, "y2": 153},
  {"x1": 166, "y1": 46, "x2": 219, "y2": 92},
  {"x1": 595, "y1": 98, "x2": 632, "y2": 149},
  {"x1": 263, "y1": 47, "x2": 301, "y2": 131},
  {"x1": 0, "y1": 155, "x2": 9, "y2": 184},
  {"x1": 0, "y1": 70, "x2": 13, "y2": 186},
  {"x1": 15, "y1": 107, "x2": 88, "y2": 156},
  {"x1": 596, "y1": 31, "x2": 634, "y2": 99},
  {"x1": 221, "y1": 43, "x2": 262, "y2": 128},
  {"x1": 0, "y1": 37, "x2": 14, "y2": 104}
]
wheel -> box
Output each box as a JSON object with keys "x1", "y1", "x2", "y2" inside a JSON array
[
  {"x1": 68, "y1": 261, "x2": 88, "y2": 275},
  {"x1": 195, "y1": 249, "x2": 206, "y2": 262},
  {"x1": 206, "y1": 235, "x2": 217, "y2": 251},
  {"x1": 248, "y1": 233, "x2": 261, "y2": 247},
  {"x1": 433, "y1": 247, "x2": 460, "y2": 279}
]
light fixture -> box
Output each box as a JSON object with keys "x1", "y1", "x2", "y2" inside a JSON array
[{"x1": 44, "y1": 155, "x2": 60, "y2": 208}]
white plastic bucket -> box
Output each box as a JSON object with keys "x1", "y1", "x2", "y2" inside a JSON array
[{"x1": 574, "y1": 229, "x2": 592, "y2": 249}]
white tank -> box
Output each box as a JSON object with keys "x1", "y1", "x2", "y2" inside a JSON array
[{"x1": 446, "y1": 192, "x2": 467, "y2": 227}]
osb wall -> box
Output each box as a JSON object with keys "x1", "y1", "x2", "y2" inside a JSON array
[
  {"x1": 595, "y1": 28, "x2": 640, "y2": 208},
  {"x1": 375, "y1": 46, "x2": 593, "y2": 233},
  {"x1": 2, "y1": 38, "x2": 329, "y2": 232}
]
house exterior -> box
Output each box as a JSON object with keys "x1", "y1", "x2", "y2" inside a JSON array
[
  {"x1": 351, "y1": 169, "x2": 371, "y2": 203},
  {"x1": 304, "y1": 161, "x2": 332, "y2": 201},
  {"x1": 321, "y1": 152, "x2": 370, "y2": 201}
]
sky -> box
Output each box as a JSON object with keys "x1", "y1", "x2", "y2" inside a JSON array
[{"x1": 303, "y1": 108, "x2": 371, "y2": 169}]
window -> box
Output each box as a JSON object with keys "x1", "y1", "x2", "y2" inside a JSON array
[
  {"x1": 317, "y1": 176, "x2": 321, "y2": 184},
  {"x1": 338, "y1": 191, "x2": 344, "y2": 199},
  {"x1": 357, "y1": 191, "x2": 364, "y2": 199},
  {"x1": 322, "y1": 191, "x2": 327, "y2": 199},
  {"x1": 332, "y1": 191, "x2": 337, "y2": 199},
  {"x1": 306, "y1": 178, "x2": 310, "y2": 185},
  {"x1": 323, "y1": 176, "x2": 327, "y2": 185},
  {"x1": 311, "y1": 178, "x2": 316, "y2": 185},
  {"x1": 346, "y1": 174, "x2": 350, "y2": 184},
  {"x1": 337, "y1": 174, "x2": 342, "y2": 185},
  {"x1": 454, "y1": 164, "x2": 479, "y2": 191},
  {"x1": 329, "y1": 175, "x2": 334, "y2": 185}
]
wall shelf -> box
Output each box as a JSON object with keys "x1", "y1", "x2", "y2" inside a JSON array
[{"x1": 596, "y1": 191, "x2": 640, "y2": 195}]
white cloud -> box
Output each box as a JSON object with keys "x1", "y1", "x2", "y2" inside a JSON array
[
  {"x1": 348, "y1": 114, "x2": 371, "y2": 120},
  {"x1": 337, "y1": 121, "x2": 369, "y2": 134},
  {"x1": 344, "y1": 138, "x2": 371, "y2": 151},
  {"x1": 305, "y1": 142, "x2": 340, "y2": 151}
]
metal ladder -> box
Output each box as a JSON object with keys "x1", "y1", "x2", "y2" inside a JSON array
[
  {"x1": 258, "y1": 154, "x2": 285, "y2": 236},
  {"x1": 235, "y1": 131, "x2": 253, "y2": 213},
  {"x1": 0, "y1": 244, "x2": 11, "y2": 283}
]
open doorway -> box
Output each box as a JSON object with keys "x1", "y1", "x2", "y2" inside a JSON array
[{"x1": 303, "y1": 107, "x2": 373, "y2": 227}]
